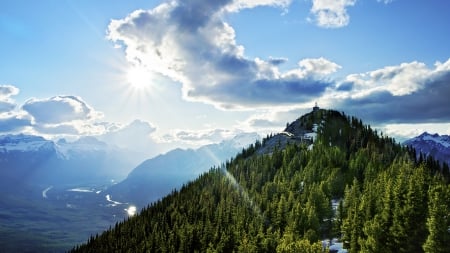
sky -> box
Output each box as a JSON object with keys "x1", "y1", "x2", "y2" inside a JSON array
[{"x1": 1, "y1": 0, "x2": 450, "y2": 157}]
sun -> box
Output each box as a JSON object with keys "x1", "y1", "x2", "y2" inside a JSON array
[
  {"x1": 125, "y1": 205, "x2": 137, "y2": 216},
  {"x1": 126, "y1": 66, "x2": 152, "y2": 89}
]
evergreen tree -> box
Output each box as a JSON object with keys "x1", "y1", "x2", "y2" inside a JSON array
[{"x1": 423, "y1": 183, "x2": 450, "y2": 253}]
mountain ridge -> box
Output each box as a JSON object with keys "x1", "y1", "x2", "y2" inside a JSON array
[
  {"x1": 404, "y1": 132, "x2": 450, "y2": 166},
  {"x1": 105, "y1": 132, "x2": 260, "y2": 207},
  {"x1": 0, "y1": 134, "x2": 136, "y2": 190}
]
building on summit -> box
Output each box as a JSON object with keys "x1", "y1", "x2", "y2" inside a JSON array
[{"x1": 313, "y1": 102, "x2": 319, "y2": 112}]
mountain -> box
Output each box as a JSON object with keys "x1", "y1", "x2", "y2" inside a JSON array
[
  {"x1": 403, "y1": 132, "x2": 450, "y2": 166},
  {"x1": 72, "y1": 109, "x2": 449, "y2": 253},
  {"x1": 0, "y1": 134, "x2": 135, "y2": 192},
  {"x1": 106, "y1": 132, "x2": 260, "y2": 208},
  {"x1": 0, "y1": 134, "x2": 142, "y2": 252},
  {"x1": 0, "y1": 132, "x2": 260, "y2": 252}
]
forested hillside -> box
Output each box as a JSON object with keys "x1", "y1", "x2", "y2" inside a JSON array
[{"x1": 71, "y1": 109, "x2": 450, "y2": 253}]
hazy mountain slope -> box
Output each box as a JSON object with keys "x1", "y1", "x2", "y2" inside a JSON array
[
  {"x1": 0, "y1": 134, "x2": 135, "y2": 191},
  {"x1": 72, "y1": 109, "x2": 449, "y2": 253},
  {"x1": 0, "y1": 135, "x2": 140, "y2": 252},
  {"x1": 106, "y1": 133, "x2": 260, "y2": 207},
  {"x1": 0, "y1": 133, "x2": 259, "y2": 252}
]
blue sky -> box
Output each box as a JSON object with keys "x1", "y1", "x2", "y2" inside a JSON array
[{"x1": 1, "y1": 0, "x2": 450, "y2": 156}]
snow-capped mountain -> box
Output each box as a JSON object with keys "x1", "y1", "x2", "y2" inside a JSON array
[
  {"x1": 106, "y1": 132, "x2": 260, "y2": 207},
  {"x1": 0, "y1": 134, "x2": 55, "y2": 153},
  {"x1": 403, "y1": 132, "x2": 450, "y2": 165},
  {"x1": 0, "y1": 134, "x2": 136, "y2": 191}
]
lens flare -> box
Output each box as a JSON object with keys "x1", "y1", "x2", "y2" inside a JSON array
[
  {"x1": 220, "y1": 166, "x2": 262, "y2": 218},
  {"x1": 125, "y1": 205, "x2": 137, "y2": 216}
]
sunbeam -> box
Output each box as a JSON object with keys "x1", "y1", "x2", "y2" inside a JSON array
[{"x1": 220, "y1": 165, "x2": 263, "y2": 218}]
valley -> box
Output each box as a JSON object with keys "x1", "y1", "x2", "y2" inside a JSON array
[{"x1": 0, "y1": 182, "x2": 129, "y2": 252}]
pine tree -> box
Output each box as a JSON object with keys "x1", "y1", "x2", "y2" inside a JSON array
[{"x1": 423, "y1": 183, "x2": 450, "y2": 253}]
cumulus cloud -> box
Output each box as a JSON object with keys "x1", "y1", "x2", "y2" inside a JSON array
[
  {"x1": 283, "y1": 57, "x2": 342, "y2": 79},
  {"x1": 34, "y1": 122, "x2": 107, "y2": 136},
  {"x1": 268, "y1": 57, "x2": 288, "y2": 66},
  {"x1": 108, "y1": 0, "x2": 338, "y2": 109},
  {"x1": 9, "y1": 95, "x2": 105, "y2": 135},
  {"x1": 377, "y1": 0, "x2": 393, "y2": 4},
  {"x1": 0, "y1": 113, "x2": 32, "y2": 132},
  {"x1": 248, "y1": 118, "x2": 283, "y2": 128},
  {"x1": 226, "y1": 0, "x2": 292, "y2": 12},
  {"x1": 176, "y1": 129, "x2": 231, "y2": 142},
  {"x1": 342, "y1": 61, "x2": 429, "y2": 97},
  {"x1": 22, "y1": 96, "x2": 102, "y2": 124},
  {"x1": 0, "y1": 85, "x2": 31, "y2": 132},
  {"x1": 0, "y1": 101, "x2": 16, "y2": 113},
  {"x1": 161, "y1": 128, "x2": 240, "y2": 146},
  {"x1": 96, "y1": 119, "x2": 173, "y2": 159},
  {"x1": 0, "y1": 85, "x2": 19, "y2": 98},
  {"x1": 0, "y1": 84, "x2": 19, "y2": 113},
  {"x1": 239, "y1": 106, "x2": 311, "y2": 133},
  {"x1": 309, "y1": 0, "x2": 356, "y2": 28},
  {"x1": 334, "y1": 59, "x2": 450, "y2": 123},
  {"x1": 308, "y1": 0, "x2": 394, "y2": 28},
  {"x1": 98, "y1": 119, "x2": 157, "y2": 148}
]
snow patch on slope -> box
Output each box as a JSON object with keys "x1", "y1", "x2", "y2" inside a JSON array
[{"x1": 422, "y1": 133, "x2": 450, "y2": 148}]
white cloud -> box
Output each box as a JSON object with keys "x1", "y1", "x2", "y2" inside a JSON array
[
  {"x1": 309, "y1": 0, "x2": 356, "y2": 28},
  {"x1": 308, "y1": 0, "x2": 397, "y2": 28},
  {"x1": 341, "y1": 60, "x2": 445, "y2": 98},
  {"x1": 98, "y1": 119, "x2": 157, "y2": 148},
  {"x1": 107, "y1": 0, "x2": 337, "y2": 110},
  {"x1": 0, "y1": 84, "x2": 19, "y2": 113},
  {"x1": 226, "y1": 0, "x2": 292, "y2": 12},
  {"x1": 239, "y1": 106, "x2": 311, "y2": 134},
  {"x1": 22, "y1": 96, "x2": 103, "y2": 124},
  {"x1": 0, "y1": 85, "x2": 31, "y2": 132},
  {"x1": 34, "y1": 122, "x2": 107, "y2": 136},
  {"x1": 161, "y1": 128, "x2": 243, "y2": 147},
  {"x1": 333, "y1": 58, "x2": 450, "y2": 123},
  {"x1": 14, "y1": 95, "x2": 104, "y2": 136},
  {"x1": 377, "y1": 0, "x2": 393, "y2": 4},
  {"x1": 0, "y1": 101, "x2": 16, "y2": 113},
  {"x1": 381, "y1": 123, "x2": 450, "y2": 142},
  {"x1": 0, "y1": 113, "x2": 32, "y2": 132},
  {"x1": 283, "y1": 57, "x2": 342, "y2": 79},
  {"x1": 0, "y1": 91, "x2": 111, "y2": 136},
  {"x1": 0, "y1": 84, "x2": 19, "y2": 98}
]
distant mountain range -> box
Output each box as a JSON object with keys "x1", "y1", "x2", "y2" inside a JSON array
[
  {"x1": 403, "y1": 132, "x2": 450, "y2": 166},
  {"x1": 106, "y1": 132, "x2": 260, "y2": 208},
  {"x1": 0, "y1": 132, "x2": 259, "y2": 251},
  {"x1": 0, "y1": 134, "x2": 136, "y2": 191}
]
